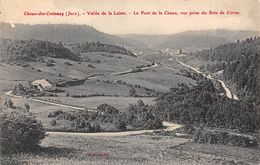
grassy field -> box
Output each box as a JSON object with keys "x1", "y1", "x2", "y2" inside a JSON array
[
  {"x1": 3, "y1": 97, "x2": 76, "y2": 128},
  {"x1": 0, "y1": 63, "x2": 60, "y2": 94},
  {"x1": 6, "y1": 95, "x2": 154, "y2": 131},
  {"x1": 37, "y1": 96, "x2": 155, "y2": 111},
  {"x1": 1, "y1": 133, "x2": 260, "y2": 165},
  {"x1": 81, "y1": 52, "x2": 150, "y2": 72},
  {"x1": 108, "y1": 66, "x2": 196, "y2": 92},
  {"x1": 0, "y1": 52, "x2": 150, "y2": 93},
  {"x1": 64, "y1": 79, "x2": 151, "y2": 97}
]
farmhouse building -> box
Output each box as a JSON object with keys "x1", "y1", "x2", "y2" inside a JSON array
[{"x1": 31, "y1": 79, "x2": 53, "y2": 91}]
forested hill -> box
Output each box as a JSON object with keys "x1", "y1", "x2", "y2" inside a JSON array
[
  {"x1": 0, "y1": 22, "x2": 133, "y2": 47},
  {"x1": 0, "y1": 39, "x2": 81, "y2": 63},
  {"x1": 73, "y1": 42, "x2": 136, "y2": 56},
  {"x1": 194, "y1": 37, "x2": 260, "y2": 100}
]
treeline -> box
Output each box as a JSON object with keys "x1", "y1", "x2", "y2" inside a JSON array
[
  {"x1": 74, "y1": 41, "x2": 135, "y2": 56},
  {"x1": 0, "y1": 38, "x2": 81, "y2": 63},
  {"x1": 48, "y1": 102, "x2": 163, "y2": 132},
  {"x1": 154, "y1": 80, "x2": 257, "y2": 133}
]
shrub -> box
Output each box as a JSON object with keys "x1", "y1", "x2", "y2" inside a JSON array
[
  {"x1": 97, "y1": 104, "x2": 119, "y2": 114},
  {"x1": 64, "y1": 61, "x2": 73, "y2": 66},
  {"x1": 24, "y1": 103, "x2": 30, "y2": 112},
  {"x1": 192, "y1": 128, "x2": 258, "y2": 148},
  {"x1": 4, "y1": 98, "x2": 13, "y2": 108},
  {"x1": 48, "y1": 110, "x2": 64, "y2": 118},
  {"x1": 92, "y1": 124, "x2": 101, "y2": 132},
  {"x1": 50, "y1": 119, "x2": 57, "y2": 126},
  {"x1": 88, "y1": 64, "x2": 95, "y2": 68},
  {"x1": 0, "y1": 108, "x2": 46, "y2": 154},
  {"x1": 129, "y1": 87, "x2": 136, "y2": 97},
  {"x1": 114, "y1": 117, "x2": 127, "y2": 131},
  {"x1": 74, "y1": 117, "x2": 86, "y2": 129},
  {"x1": 137, "y1": 99, "x2": 145, "y2": 107},
  {"x1": 46, "y1": 61, "x2": 54, "y2": 67}
]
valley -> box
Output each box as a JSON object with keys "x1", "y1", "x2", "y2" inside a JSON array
[{"x1": 0, "y1": 23, "x2": 260, "y2": 164}]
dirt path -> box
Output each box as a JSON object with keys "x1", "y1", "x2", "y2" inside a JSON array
[{"x1": 47, "y1": 121, "x2": 182, "y2": 137}]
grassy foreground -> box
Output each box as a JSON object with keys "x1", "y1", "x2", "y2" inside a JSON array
[{"x1": 1, "y1": 133, "x2": 260, "y2": 165}]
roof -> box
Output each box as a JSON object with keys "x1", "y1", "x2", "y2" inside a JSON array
[{"x1": 31, "y1": 79, "x2": 52, "y2": 88}]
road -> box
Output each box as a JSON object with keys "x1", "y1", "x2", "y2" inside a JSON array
[
  {"x1": 7, "y1": 90, "x2": 183, "y2": 137},
  {"x1": 169, "y1": 58, "x2": 238, "y2": 100},
  {"x1": 110, "y1": 63, "x2": 158, "y2": 76},
  {"x1": 6, "y1": 62, "x2": 159, "y2": 110},
  {"x1": 47, "y1": 121, "x2": 182, "y2": 137},
  {"x1": 6, "y1": 91, "x2": 97, "y2": 111},
  {"x1": 87, "y1": 63, "x2": 158, "y2": 79}
]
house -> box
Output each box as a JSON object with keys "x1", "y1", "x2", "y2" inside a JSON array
[{"x1": 31, "y1": 79, "x2": 53, "y2": 91}]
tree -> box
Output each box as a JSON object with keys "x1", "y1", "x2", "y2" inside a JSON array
[
  {"x1": 92, "y1": 124, "x2": 101, "y2": 132},
  {"x1": 179, "y1": 48, "x2": 182, "y2": 54},
  {"x1": 24, "y1": 103, "x2": 30, "y2": 112},
  {"x1": 129, "y1": 87, "x2": 136, "y2": 97},
  {"x1": 0, "y1": 108, "x2": 46, "y2": 154},
  {"x1": 4, "y1": 98, "x2": 13, "y2": 108},
  {"x1": 137, "y1": 99, "x2": 145, "y2": 107},
  {"x1": 114, "y1": 117, "x2": 127, "y2": 131}
]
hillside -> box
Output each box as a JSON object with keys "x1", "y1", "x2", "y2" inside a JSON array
[
  {"x1": 120, "y1": 34, "x2": 169, "y2": 49},
  {"x1": 122, "y1": 30, "x2": 260, "y2": 51},
  {"x1": 0, "y1": 38, "x2": 81, "y2": 63},
  {"x1": 0, "y1": 22, "x2": 132, "y2": 46},
  {"x1": 73, "y1": 41, "x2": 135, "y2": 56},
  {"x1": 192, "y1": 37, "x2": 260, "y2": 99},
  {"x1": 159, "y1": 34, "x2": 230, "y2": 51}
]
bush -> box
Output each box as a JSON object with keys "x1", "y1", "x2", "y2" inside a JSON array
[
  {"x1": 137, "y1": 99, "x2": 145, "y2": 107},
  {"x1": 64, "y1": 61, "x2": 73, "y2": 66},
  {"x1": 50, "y1": 119, "x2": 57, "y2": 126},
  {"x1": 0, "y1": 108, "x2": 46, "y2": 154},
  {"x1": 97, "y1": 104, "x2": 119, "y2": 114},
  {"x1": 48, "y1": 110, "x2": 64, "y2": 118},
  {"x1": 129, "y1": 87, "x2": 136, "y2": 97},
  {"x1": 4, "y1": 98, "x2": 13, "y2": 108},
  {"x1": 24, "y1": 103, "x2": 30, "y2": 112},
  {"x1": 114, "y1": 117, "x2": 127, "y2": 131},
  {"x1": 88, "y1": 64, "x2": 95, "y2": 68},
  {"x1": 74, "y1": 117, "x2": 87, "y2": 129},
  {"x1": 192, "y1": 128, "x2": 258, "y2": 148},
  {"x1": 92, "y1": 124, "x2": 101, "y2": 132}
]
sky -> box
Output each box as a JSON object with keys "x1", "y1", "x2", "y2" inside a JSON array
[{"x1": 0, "y1": 0, "x2": 259, "y2": 34}]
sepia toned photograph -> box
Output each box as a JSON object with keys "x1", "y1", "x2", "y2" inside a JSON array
[{"x1": 0, "y1": 0, "x2": 260, "y2": 164}]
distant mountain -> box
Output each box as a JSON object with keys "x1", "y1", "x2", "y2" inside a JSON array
[
  {"x1": 0, "y1": 22, "x2": 134, "y2": 47},
  {"x1": 179, "y1": 30, "x2": 260, "y2": 42},
  {"x1": 120, "y1": 34, "x2": 168, "y2": 49},
  {"x1": 121, "y1": 30, "x2": 260, "y2": 51},
  {"x1": 159, "y1": 34, "x2": 230, "y2": 51}
]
